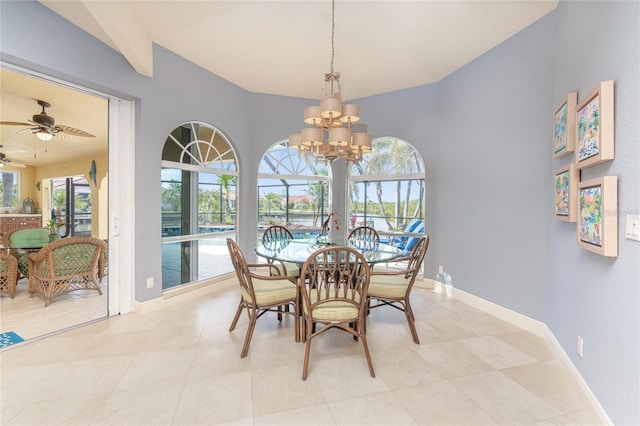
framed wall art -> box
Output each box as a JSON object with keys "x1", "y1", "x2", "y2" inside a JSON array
[
  {"x1": 553, "y1": 92, "x2": 577, "y2": 159},
  {"x1": 577, "y1": 176, "x2": 617, "y2": 257},
  {"x1": 554, "y1": 163, "x2": 579, "y2": 222},
  {"x1": 575, "y1": 80, "x2": 614, "y2": 169}
]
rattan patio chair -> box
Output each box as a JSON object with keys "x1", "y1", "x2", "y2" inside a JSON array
[
  {"x1": 27, "y1": 236, "x2": 107, "y2": 307},
  {"x1": 299, "y1": 245, "x2": 374, "y2": 380},
  {"x1": 366, "y1": 236, "x2": 429, "y2": 344},
  {"x1": 0, "y1": 250, "x2": 18, "y2": 298},
  {"x1": 227, "y1": 238, "x2": 300, "y2": 358}
]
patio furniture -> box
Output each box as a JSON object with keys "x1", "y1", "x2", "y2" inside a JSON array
[
  {"x1": 0, "y1": 250, "x2": 18, "y2": 298},
  {"x1": 367, "y1": 236, "x2": 430, "y2": 344},
  {"x1": 27, "y1": 236, "x2": 107, "y2": 307},
  {"x1": 227, "y1": 238, "x2": 300, "y2": 358},
  {"x1": 394, "y1": 220, "x2": 425, "y2": 256},
  {"x1": 3, "y1": 227, "x2": 51, "y2": 279}
]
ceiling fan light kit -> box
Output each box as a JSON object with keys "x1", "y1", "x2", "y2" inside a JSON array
[
  {"x1": 36, "y1": 130, "x2": 54, "y2": 141},
  {"x1": 0, "y1": 99, "x2": 96, "y2": 141}
]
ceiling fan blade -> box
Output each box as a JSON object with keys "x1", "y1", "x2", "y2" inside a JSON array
[
  {"x1": 15, "y1": 127, "x2": 39, "y2": 136},
  {"x1": 0, "y1": 121, "x2": 32, "y2": 126},
  {"x1": 55, "y1": 132, "x2": 76, "y2": 142},
  {"x1": 7, "y1": 161, "x2": 26, "y2": 168},
  {"x1": 58, "y1": 125, "x2": 95, "y2": 138}
]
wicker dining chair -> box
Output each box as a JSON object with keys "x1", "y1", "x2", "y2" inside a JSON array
[
  {"x1": 299, "y1": 245, "x2": 374, "y2": 380},
  {"x1": 261, "y1": 225, "x2": 300, "y2": 278},
  {"x1": 366, "y1": 236, "x2": 430, "y2": 344},
  {"x1": 0, "y1": 250, "x2": 18, "y2": 299},
  {"x1": 227, "y1": 238, "x2": 300, "y2": 358},
  {"x1": 348, "y1": 225, "x2": 380, "y2": 244}
]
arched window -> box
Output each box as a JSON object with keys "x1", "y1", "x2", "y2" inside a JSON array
[
  {"x1": 349, "y1": 137, "x2": 426, "y2": 244},
  {"x1": 161, "y1": 121, "x2": 238, "y2": 289},
  {"x1": 257, "y1": 141, "x2": 331, "y2": 239}
]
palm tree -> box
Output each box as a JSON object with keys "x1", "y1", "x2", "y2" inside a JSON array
[
  {"x1": 161, "y1": 181, "x2": 182, "y2": 211},
  {"x1": 390, "y1": 140, "x2": 418, "y2": 227},
  {"x1": 366, "y1": 139, "x2": 394, "y2": 229},
  {"x1": 198, "y1": 188, "x2": 219, "y2": 224},
  {"x1": 217, "y1": 174, "x2": 235, "y2": 223},
  {"x1": 260, "y1": 191, "x2": 283, "y2": 223}
]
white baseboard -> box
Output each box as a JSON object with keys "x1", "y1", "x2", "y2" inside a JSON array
[
  {"x1": 451, "y1": 285, "x2": 611, "y2": 424},
  {"x1": 133, "y1": 275, "x2": 235, "y2": 314},
  {"x1": 544, "y1": 329, "x2": 613, "y2": 425},
  {"x1": 451, "y1": 286, "x2": 546, "y2": 337}
]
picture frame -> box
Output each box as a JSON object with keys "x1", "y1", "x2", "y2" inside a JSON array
[
  {"x1": 575, "y1": 80, "x2": 614, "y2": 169},
  {"x1": 577, "y1": 176, "x2": 617, "y2": 257},
  {"x1": 554, "y1": 163, "x2": 579, "y2": 222},
  {"x1": 553, "y1": 92, "x2": 577, "y2": 159}
]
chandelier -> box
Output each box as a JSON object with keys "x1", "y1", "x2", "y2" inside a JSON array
[{"x1": 289, "y1": 0, "x2": 372, "y2": 163}]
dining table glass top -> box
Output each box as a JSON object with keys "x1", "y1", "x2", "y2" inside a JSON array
[{"x1": 255, "y1": 238, "x2": 403, "y2": 265}]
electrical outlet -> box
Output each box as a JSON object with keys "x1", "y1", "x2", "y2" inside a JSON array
[
  {"x1": 146, "y1": 277, "x2": 154, "y2": 289},
  {"x1": 438, "y1": 265, "x2": 444, "y2": 274},
  {"x1": 577, "y1": 336, "x2": 584, "y2": 358}
]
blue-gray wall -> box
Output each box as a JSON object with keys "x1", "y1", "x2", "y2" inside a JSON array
[
  {"x1": 434, "y1": 11, "x2": 554, "y2": 322},
  {"x1": 1, "y1": 1, "x2": 637, "y2": 423},
  {"x1": 548, "y1": 2, "x2": 640, "y2": 423}
]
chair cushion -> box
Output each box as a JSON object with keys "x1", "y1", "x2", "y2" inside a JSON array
[
  {"x1": 242, "y1": 277, "x2": 297, "y2": 305},
  {"x1": 9, "y1": 228, "x2": 50, "y2": 248},
  {"x1": 369, "y1": 274, "x2": 410, "y2": 298},
  {"x1": 304, "y1": 290, "x2": 360, "y2": 321},
  {"x1": 280, "y1": 261, "x2": 301, "y2": 278}
]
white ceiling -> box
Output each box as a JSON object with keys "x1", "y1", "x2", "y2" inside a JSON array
[
  {"x1": 39, "y1": 0, "x2": 558, "y2": 100},
  {"x1": 1, "y1": 1, "x2": 558, "y2": 167}
]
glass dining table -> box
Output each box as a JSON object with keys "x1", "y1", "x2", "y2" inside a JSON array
[{"x1": 254, "y1": 238, "x2": 403, "y2": 266}]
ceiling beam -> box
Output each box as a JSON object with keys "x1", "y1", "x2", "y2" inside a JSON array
[{"x1": 81, "y1": 0, "x2": 153, "y2": 78}]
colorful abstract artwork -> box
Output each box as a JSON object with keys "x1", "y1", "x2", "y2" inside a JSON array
[
  {"x1": 579, "y1": 185, "x2": 602, "y2": 246},
  {"x1": 577, "y1": 95, "x2": 600, "y2": 161},
  {"x1": 555, "y1": 170, "x2": 571, "y2": 216},
  {"x1": 553, "y1": 102, "x2": 568, "y2": 154}
]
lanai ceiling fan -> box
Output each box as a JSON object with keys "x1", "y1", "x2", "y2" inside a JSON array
[
  {"x1": 0, "y1": 146, "x2": 26, "y2": 168},
  {"x1": 0, "y1": 99, "x2": 95, "y2": 141}
]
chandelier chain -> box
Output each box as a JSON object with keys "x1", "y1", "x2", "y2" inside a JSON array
[
  {"x1": 324, "y1": 0, "x2": 340, "y2": 96},
  {"x1": 330, "y1": 0, "x2": 335, "y2": 75}
]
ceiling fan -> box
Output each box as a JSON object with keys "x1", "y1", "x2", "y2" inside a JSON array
[
  {"x1": 0, "y1": 99, "x2": 95, "y2": 141},
  {"x1": 0, "y1": 147, "x2": 26, "y2": 168}
]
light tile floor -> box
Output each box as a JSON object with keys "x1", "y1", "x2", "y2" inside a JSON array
[
  {"x1": 1, "y1": 278, "x2": 108, "y2": 341},
  {"x1": 1, "y1": 280, "x2": 603, "y2": 425}
]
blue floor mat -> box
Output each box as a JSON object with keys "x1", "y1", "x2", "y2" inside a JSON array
[{"x1": 0, "y1": 331, "x2": 25, "y2": 348}]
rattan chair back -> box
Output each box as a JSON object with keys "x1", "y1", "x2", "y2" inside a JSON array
[
  {"x1": 299, "y1": 245, "x2": 375, "y2": 380},
  {"x1": 348, "y1": 226, "x2": 380, "y2": 244},
  {"x1": 27, "y1": 236, "x2": 106, "y2": 307},
  {"x1": 262, "y1": 225, "x2": 294, "y2": 244},
  {"x1": 0, "y1": 250, "x2": 18, "y2": 298}
]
